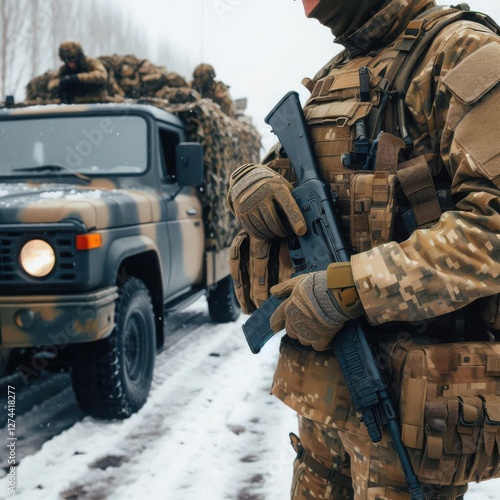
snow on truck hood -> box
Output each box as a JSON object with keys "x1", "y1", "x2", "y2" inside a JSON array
[{"x1": 0, "y1": 183, "x2": 163, "y2": 229}]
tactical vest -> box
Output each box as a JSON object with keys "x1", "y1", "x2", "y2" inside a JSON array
[
  {"x1": 270, "y1": 5, "x2": 500, "y2": 487},
  {"x1": 295, "y1": 4, "x2": 500, "y2": 254}
]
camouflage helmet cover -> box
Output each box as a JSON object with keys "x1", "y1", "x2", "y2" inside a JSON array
[
  {"x1": 193, "y1": 63, "x2": 216, "y2": 81},
  {"x1": 59, "y1": 41, "x2": 85, "y2": 62}
]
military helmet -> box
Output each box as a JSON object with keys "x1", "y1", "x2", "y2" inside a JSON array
[
  {"x1": 59, "y1": 41, "x2": 84, "y2": 62},
  {"x1": 193, "y1": 63, "x2": 216, "y2": 81},
  {"x1": 192, "y1": 63, "x2": 216, "y2": 92}
]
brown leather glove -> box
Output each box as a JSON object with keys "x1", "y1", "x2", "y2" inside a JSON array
[
  {"x1": 227, "y1": 163, "x2": 306, "y2": 240},
  {"x1": 269, "y1": 263, "x2": 364, "y2": 351}
]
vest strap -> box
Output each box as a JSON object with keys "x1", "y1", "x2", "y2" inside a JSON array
[{"x1": 398, "y1": 155, "x2": 441, "y2": 227}]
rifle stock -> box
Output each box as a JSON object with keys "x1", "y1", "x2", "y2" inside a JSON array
[{"x1": 242, "y1": 91, "x2": 424, "y2": 500}]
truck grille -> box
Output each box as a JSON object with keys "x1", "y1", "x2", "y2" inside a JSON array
[
  {"x1": 0, "y1": 226, "x2": 88, "y2": 291},
  {"x1": 0, "y1": 236, "x2": 15, "y2": 281}
]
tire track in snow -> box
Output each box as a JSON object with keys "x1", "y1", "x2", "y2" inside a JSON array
[{"x1": 0, "y1": 299, "x2": 297, "y2": 500}]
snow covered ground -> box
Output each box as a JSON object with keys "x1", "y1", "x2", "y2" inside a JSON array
[{"x1": 0, "y1": 297, "x2": 498, "y2": 499}]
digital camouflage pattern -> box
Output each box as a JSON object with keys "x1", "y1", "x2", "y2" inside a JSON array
[
  {"x1": 351, "y1": 13, "x2": 500, "y2": 328},
  {"x1": 275, "y1": 339, "x2": 469, "y2": 499},
  {"x1": 223, "y1": 0, "x2": 500, "y2": 497},
  {"x1": 293, "y1": 416, "x2": 468, "y2": 500},
  {"x1": 386, "y1": 337, "x2": 500, "y2": 485}
]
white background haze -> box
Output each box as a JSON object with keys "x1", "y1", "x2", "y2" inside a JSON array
[{"x1": 111, "y1": 0, "x2": 500, "y2": 153}]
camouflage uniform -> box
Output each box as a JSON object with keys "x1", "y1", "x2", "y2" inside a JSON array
[
  {"x1": 192, "y1": 63, "x2": 236, "y2": 117},
  {"x1": 229, "y1": 0, "x2": 500, "y2": 498},
  {"x1": 47, "y1": 41, "x2": 109, "y2": 103},
  {"x1": 26, "y1": 70, "x2": 55, "y2": 102}
]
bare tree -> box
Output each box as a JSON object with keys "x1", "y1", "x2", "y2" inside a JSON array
[
  {"x1": 0, "y1": 0, "x2": 158, "y2": 100},
  {"x1": 0, "y1": 0, "x2": 32, "y2": 98},
  {"x1": 30, "y1": 0, "x2": 39, "y2": 78}
]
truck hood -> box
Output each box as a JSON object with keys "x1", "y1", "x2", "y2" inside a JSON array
[{"x1": 0, "y1": 183, "x2": 163, "y2": 229}]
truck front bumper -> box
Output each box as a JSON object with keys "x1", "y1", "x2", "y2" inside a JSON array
[{"x1": 0, "y1": 287, "x2": 118, "y2": 348}]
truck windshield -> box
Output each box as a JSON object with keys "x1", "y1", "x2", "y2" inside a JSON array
[{"x1": 0, "y1": 115, "x2": 148, "y2": 176}]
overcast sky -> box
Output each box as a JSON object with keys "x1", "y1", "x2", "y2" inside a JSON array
[{"x1": 113, "y1": 0, "x2": 500, "y2": 152}]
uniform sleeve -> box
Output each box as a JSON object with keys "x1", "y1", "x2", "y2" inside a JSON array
[
  {"x1": 214, "y1": 82, "x2": 236, "y2": 117},
  {"x1": 77, "y1": 58, "x2": 108, "y2": 86},
  {"x1": 47, "y1": 68, "x2": 63, "y2": 92},
  {"x1": 351, "y1": 23, "x2": 500, "y2": 325}
]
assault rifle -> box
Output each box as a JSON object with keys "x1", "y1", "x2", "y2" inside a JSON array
[{"x1": 242, "y1": 91, "x2": 424, "y2": 500}]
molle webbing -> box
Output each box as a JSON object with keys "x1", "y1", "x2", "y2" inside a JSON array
[
  {"x1": 385, "y1": 8, "x2": 465, "y2": 94},
  {"x1": 350, "y1": 171, "x2": 396, "y2": 253},
  {"x1": 386, "y1": 5, "x2": 500, "y2": 96},
  {"x1": 386, "y1": 338, "x2": 500, "y2": 485},
  {"x1": 300, "y1": 5, "x2": 500, "y2": 250}
]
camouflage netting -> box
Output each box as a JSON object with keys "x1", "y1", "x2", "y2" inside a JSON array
[{"x1": 21, "y1": 53, "x2": 262, "y2": 252}]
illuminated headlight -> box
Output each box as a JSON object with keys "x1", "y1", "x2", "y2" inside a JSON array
[{"x1": 19, "y1": 239, "x2": 56, "y2": 278}]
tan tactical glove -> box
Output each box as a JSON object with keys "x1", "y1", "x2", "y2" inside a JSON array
[
  {"x1": 270, "y1": 263, "x2": 364, "y2": 351},
  {"x1": 227, "y1": 163, "x2": 307, "y2": 240}
]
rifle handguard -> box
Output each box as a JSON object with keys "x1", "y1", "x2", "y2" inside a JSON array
[{"x1": 327, "y1": 262, "x2": 364, "y2": 319}]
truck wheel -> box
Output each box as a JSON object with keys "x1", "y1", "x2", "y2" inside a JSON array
[
  {"x1": 72, "y1": 278, "x2": 156, "y2": 419},
  {"x1": 207, "y1": 275, "x2": 241, "y2": 323}
]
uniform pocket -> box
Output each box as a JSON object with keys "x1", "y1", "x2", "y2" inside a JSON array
[
  {"x1": 388, "y1": 337, "x2": 500, "y2": 485},
  {"x1": 271, "y1": 337, "x2": 350, "y2": 426}
]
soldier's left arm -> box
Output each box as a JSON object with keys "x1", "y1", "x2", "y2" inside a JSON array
[
  {"x1": 77, "y1": 58, "x2": 108, "y2": 86},
  {"x1": 351, "y1": 23, "x2": 500, "y2": 325}
]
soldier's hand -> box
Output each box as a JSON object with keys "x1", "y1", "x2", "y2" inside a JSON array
[
  {"x1": 270, "y1": 272, "x2": 348, "y2": 351},
  {"x1": 228, "y1": 164, "x2": 306, "y2": 240},
  {"x1": 270, "y1": 267, "x2": 363, "y2": 351},
  {"x1": 60, "y1": 74, "x2": 80, "y2": 89}
]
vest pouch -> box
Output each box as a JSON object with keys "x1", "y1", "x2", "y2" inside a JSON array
[
  {"x1": 350, "y1": 172, "x2": 397, "y2": 253},
  {"x1": 305, "y1": 101, "x2": 373, "y2": 174},
  {"x1": 385, "y1": 337, "x2": 500, "y2": 485}
]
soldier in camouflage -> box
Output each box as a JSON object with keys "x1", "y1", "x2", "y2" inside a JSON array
[
  {"x1": 47, "y1": 41, "x2": 109, "y2": 103},
  {"x1": 227, "y1": 0, "x2": 500, "y2": 498},
  {"x1": 191, "y1": 63, "x2": 236, "y2": 117}
]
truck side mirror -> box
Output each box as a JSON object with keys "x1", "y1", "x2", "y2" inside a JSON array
[{"x1": 176, "y1": 142, "x2": 204, "y2": 187}]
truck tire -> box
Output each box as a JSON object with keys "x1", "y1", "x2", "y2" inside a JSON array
[
  {"x1": 207, "y1": 275, "x2": 241, "y2": 323},
  {"x1": 72, "y1": 278, "x2": 156, "y2": 419}
]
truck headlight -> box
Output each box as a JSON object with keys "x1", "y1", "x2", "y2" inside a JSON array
[{"x1": 19, "y1": 239, "x2": 56, "y2": 278}]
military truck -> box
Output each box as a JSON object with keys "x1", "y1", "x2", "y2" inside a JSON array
[{"x1": 0, "y1": 100, "x2": 256, "y2": 419}]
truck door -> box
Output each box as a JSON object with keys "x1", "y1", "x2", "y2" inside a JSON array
[{"x1": 158, "y1": 126, "x2": 204, "y2": 297}]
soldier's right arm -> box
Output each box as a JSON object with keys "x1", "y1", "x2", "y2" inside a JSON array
[{"x1": 76, "y1": 58, "x2": 108, "y2": 86}]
